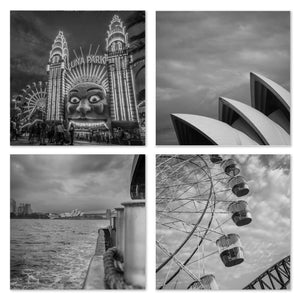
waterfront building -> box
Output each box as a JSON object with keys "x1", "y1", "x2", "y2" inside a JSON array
[
  {"x1": 10, "y1": 198, "x2": 17, "y2": 214},
  {"x1": 48, "y1": 213, "x2": 60, "y2": 219},
  {"x1": 24, "y1": 204, "x2": 33, "y2": 215},
  {"x1": 171, "y1": 72, "x2": 290, "y2": 145},
  {"x1": 17, "y1": 203, "x2": 32, "y2": 215},
  {"x1": 58, "y1": 209, "x2": 83, "y2": 218},
  {"x1": 17, "y1": 203, "x2": 25, "y2": 215}
]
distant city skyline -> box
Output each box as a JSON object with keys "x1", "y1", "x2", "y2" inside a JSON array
[
  {"x1": 11, "y1": 197, "x2": 108, "y2": 215},
  {"x1": 11, "y1": 155, "x2": 133, "y2": 213}
]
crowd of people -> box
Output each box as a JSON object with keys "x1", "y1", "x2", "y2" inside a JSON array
[
  {"x1": 10, "y1": 120, "x2": 77, "y2": 145},
  {"x1": 10, "y1": 120, "x2": 143, "y2": 145},
  {"x1": 27, "y1": 121, "x2": 71, "y2": 145}
]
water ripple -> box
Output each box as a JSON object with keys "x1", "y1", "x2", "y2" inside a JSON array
[{"x1": 11, "y1": 219, "x2": 109, "y2": 289}]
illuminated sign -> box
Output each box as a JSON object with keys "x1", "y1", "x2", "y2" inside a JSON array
[{"x1": 69, "y1": 54, "x2": 107, "y2": 69}]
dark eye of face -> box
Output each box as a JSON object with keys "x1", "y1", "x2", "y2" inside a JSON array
[
  {"x1": 69, "y1": 96, "x2": 80, "y2": 104},
  {"x1": 89, "y1": 95, "x2": 101, "y2": 104}
]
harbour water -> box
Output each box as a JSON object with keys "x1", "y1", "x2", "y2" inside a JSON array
[{"x1": 11, "y1": 219, "x2": 109, "y2": 289}]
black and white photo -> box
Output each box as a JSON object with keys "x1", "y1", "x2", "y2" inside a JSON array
[
  {"x1": 11, "y1": 155, "x2": 146, "y2": 289},
  {"x1": 156, "y1": 155, "x2": 290, "y2": 289},
  {"x1": 156, "y1": 12, "x2": 290, "y2": 145},
  {"x1": 10, "y1": 11, "x2": 145, "y2": 146}
]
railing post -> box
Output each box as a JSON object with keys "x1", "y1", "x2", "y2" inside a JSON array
[
  {"x1": 121, "y1": 200, "x2": 146, "y2": 288},
  {"x1": 115, "y1": 207, "x2": 125, "y2": 255},
  {"x1": 110, "y1": 214, "x2": 117, "y2": 247}
]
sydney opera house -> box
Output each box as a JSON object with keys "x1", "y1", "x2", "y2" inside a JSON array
[{"x1": 171, "y1": 72, "x2": 290, "y2": 145}]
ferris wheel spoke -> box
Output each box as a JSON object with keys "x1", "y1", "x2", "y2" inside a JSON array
[
  {"x1": 157, "y1": 179, "x2": 202, "y2": 208},
  {"x1": 167, "y1": 199, "x2": 195, "y2": 213},
  {"x1": 156, "y1": 193, "x2": 205, "y2": 204},
  {"x1": 156, "y1": 241, "x2": 203, "y2": 288},
  {"x1": 158, "y1": 178, "x2": 208, "y2": 189},
  {"x1": 202, "y1": 216, "x2": 232, "y2": 241},
  {"x1": 157, "y1": 183, "x2": 191, "y2": 222},
  {"x1": 157, "y1": 213, "x2": 214, "y2": 289},
  {"x1": 213, "y1": 188, "x2": 232, "y2": 194},
  {"x1": 158, "y1": 198, "x2": 222, "y2": 215},
  {"x1": 27, "y1": 103, "x2": 36, "y2": 109},
  {"x1": 196, "y1": 224, "x2": 225, "y2": 237},
  {"x1": 156, "y1": 181, "x2": 213, "y2": 273},
  {"x1": 31, "y1": 93, "x2": 41, "y2": 102},
  {"x1": 159, "y1": 255, "x2": 175, "y2": 289},
  {"x1": 186, "y1": 250, "x2": 219, "y2": 267},
  {"x1": 159, "y1": 219, "x2": 183, "y2": 226},
  {"x1": 157, "y1": 158, "x2": 194, "y2": 182},
  {"x1": 27, "y1": 93, "x2": 39, "y2": 103},
  {"x1": 158, "y1": 209, "x2": 228, "y2": 214},
  {"x1": 27, "y1": 98, "x2": 37, "y2": 105},
  {"x1": 173, "y1": 278, "x2": 179, "y2": 289},
  {"x1": 158, "y1": 164, "x2": 204, "y2": 189},
  {"x1": 157, "y1": 155, "x2": 186, "y2": 169},
  {"x1": 157, "y1": 217, "x2": 204, "y2": 240},
  {"x1": 214, "y1": 217, "x2": 225, "y2": 235},
  {"x1": 22, "y1": 109, "x2": 33, "y2": 114},
  {"x1": 28, "y1": 106, "x2": 37, "y2": 117},
  {"x1": 25, "y1": 97, "x2": 34, "y2": 104}
]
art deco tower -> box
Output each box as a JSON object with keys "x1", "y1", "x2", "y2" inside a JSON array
[
  {"x1": 46, "y1": 31, "x2": 69, "y2": 121},
  {"x1": 106, "y1": 15, "x2": 139, "y2": 124}
]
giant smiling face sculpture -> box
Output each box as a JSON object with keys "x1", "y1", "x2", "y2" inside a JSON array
[{"x1": 66, "y1": 82, "x2": 109, "y2": 122}]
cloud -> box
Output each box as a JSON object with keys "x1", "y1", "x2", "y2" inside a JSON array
[
  {"x1": 11, "y1": 155, "x2": 134, "y2": 213},
  {"x1": 156, "y1": 12, "x2": 290, "y2": 144},
  {"x1": 10, "y1": 12, "x2": 52, "y2": 93}
]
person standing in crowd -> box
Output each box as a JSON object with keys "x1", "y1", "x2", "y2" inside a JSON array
[
  {"x1": 28, "y1": 124, "x2": 33, "y2": 144},
  {"x1": 96, "y1": 130, "x2": 101, "y2": 144},
  {"x1": 10, "y1": 121, "x2": 17, "y2": 142},
  {"x1": 69, "y1": 122, "x2": 75, "y2": 145},
  {"x1": 40, "y1": 120, "x2": 47, "y2": 145},
  {"x1": 89, "y1": 130, "x2": 93, "y2": 143},
  {"x1": 117, "y1": 128, "x2": 124, "y2": 145},
  {"x1": 48, "y1": 122, "x2": 55, "y2": 144},
  {"x1": 125, "y1": 130, "x2": 131, "y2": 145},
  {"x1": 56, "y1": 122, "x2": 64, "y2": 145},
  {"x1": 109, "y1": 131, "x2": 113, "y2": 144},
  {"x1": 36, "y1": 123, "x2": 41, "y2": 144}
]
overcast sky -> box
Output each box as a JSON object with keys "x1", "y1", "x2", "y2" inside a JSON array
[
  {"x1": 11, "y1": 155, "x2": 133, "y2": 213},
  {"x1": 156, "y1": 12, "x2": 290, "y2": 144},
  {"x1": 10, "y1": 11, "x2": 143, "y2": 95},
  {"x1": 156, "y1": 155, "x2": 290, "y2": 289}
]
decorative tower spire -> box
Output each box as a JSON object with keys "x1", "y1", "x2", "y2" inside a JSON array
[
  {"x1": 46, "y1": 31, "x2": 69, "y2": 121},
  {"x1": 49, "y1": 31, "x2": 69, "y2": 64},
  {"x1": 106, "y1": 15, "x2": 128, "y2": 52},
  {"x1": 106, "y1": 15, "x2": 139, "y2": 125}
]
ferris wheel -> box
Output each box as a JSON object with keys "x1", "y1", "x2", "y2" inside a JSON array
[
  {"x1": 19, "y1": 81, "x2": 48, "y2": 124},
  {"x1": 156, "y1": 155, "x2": 252, "y2": 290}
]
